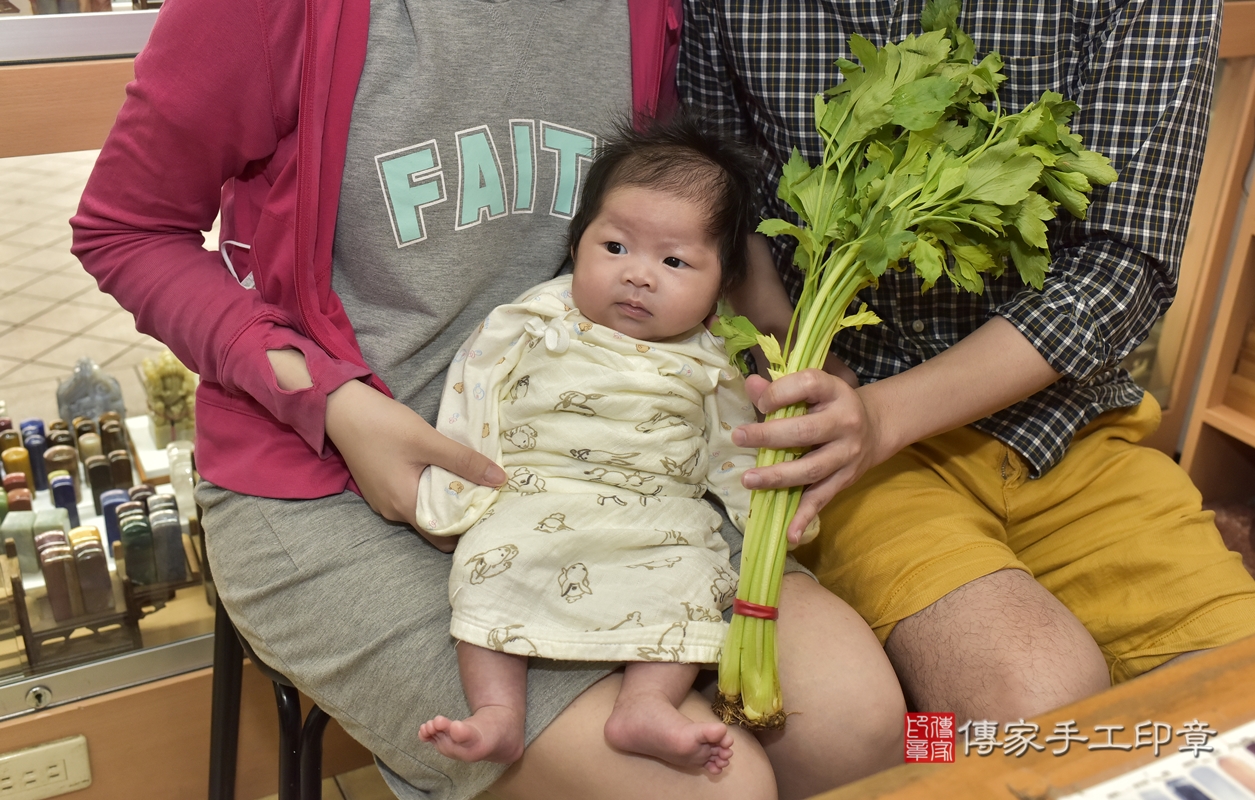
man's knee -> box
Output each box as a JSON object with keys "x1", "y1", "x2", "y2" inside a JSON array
[
  {"x1": 886, "y1": 570, "x2": 1110, "y2": 719},
  {"x1": 973, "y1": 659, "x2": 1108, "y2": 721},
  {"x1": 888, "y1": 647, "x2": 1104, "y2": 722}
]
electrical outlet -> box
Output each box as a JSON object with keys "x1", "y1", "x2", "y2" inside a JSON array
[{"x1": 0, "y1": 736, "x2": 90, "y2": 799}]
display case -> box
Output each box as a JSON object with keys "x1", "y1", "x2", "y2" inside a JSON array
[
  {"x1": 0, "y1": 401, "x2": 214, "y2": 702},
  {"x1": 0, "y1": 0, "x2": 219, "y2": 724},
  {"x1": 0, "y1": 414, "x2": 204, "y2": 672}
]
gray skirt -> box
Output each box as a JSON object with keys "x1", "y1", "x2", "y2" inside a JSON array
[{"x1": 197, "y1": 481, "x2": 811, "y2": 799}]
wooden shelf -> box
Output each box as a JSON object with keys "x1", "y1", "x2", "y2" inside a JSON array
[
  {"x1": 1201, "y1": 405, "x2": 1255, "y2": 449},
  {"x1": 0, "y1": 59, "x2": 134, "y2": 160},
  {"x1": 1221, "y1": 1, "x2": 1255, "y2": 59},
  {"x1": 1140, "y1": 43, "x2": 1255, "y2": 454},
  {"x1": 1180, "y1": 46, "x2": 1255, "y2": 501}
]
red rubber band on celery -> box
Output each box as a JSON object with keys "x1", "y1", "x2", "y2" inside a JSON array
[{"x1": 732, "y1": 599, "x2": 779, "y2": 620}]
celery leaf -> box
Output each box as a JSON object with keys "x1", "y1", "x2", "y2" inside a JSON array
[
  {"x1": 710, "y1": 313, "x2": 762, "y2": 375},
  {"x1": 961, "y1": 140, "x2": 1043, "y2": 205}
]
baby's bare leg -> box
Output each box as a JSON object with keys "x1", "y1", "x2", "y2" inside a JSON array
[
  {"x1": 418, "y1": 643, "x2": 527, "y2": 763},
  {"x1": 603, "y1": 662, "x2": 733, "y2": 774}
]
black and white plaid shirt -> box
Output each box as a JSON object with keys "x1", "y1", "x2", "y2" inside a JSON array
[{"x1": 679, "y1": 0, "x2": 1219, "y2": 477}]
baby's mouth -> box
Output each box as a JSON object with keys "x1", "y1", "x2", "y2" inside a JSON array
[{"x1": 616, "y1": 301, "x2": 651, "y2": 319}]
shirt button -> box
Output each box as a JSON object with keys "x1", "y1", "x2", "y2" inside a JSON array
[{"x1": 911, "y1": 320, "x2": 926, "y2": 333}]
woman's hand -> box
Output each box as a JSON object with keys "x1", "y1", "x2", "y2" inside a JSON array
[
  {"x1": 733, "y1": 369, "x2": 887, "y2": 543},
  {"x1": 324, "y1": 379, "x2": 506, "y2": 553}
]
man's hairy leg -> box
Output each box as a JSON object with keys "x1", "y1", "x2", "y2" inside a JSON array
[{"x1": 884, "y1": 569, "x2": 1110, "y2": 723}]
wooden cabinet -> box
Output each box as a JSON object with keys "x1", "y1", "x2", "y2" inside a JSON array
[
  {"x1": 0, "y1": 59, "x2": 133, "y2": 159},
  {"x1": 1180, "y1": 168, "x2": 1255, "y2": 501},
  {"x1": 1141, "y1": 4, "x2": 1255, "y2": 457},
  {"x1": 1179, "y1": 3, "x2": 1255, "y2": 501}
]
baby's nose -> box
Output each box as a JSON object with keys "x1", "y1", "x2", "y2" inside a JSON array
[{"x1": 624, "y1": 260, "x2": 656, "y2": 288}]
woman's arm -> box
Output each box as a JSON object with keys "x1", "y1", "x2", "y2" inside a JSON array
[
  {"x1": 269, "y1": 348, "x2": 506, "y2": 552},
  {"x1": 701, "y1": 365, "x2": 759, "y2": 534},
  {"x1": 327, "y1": 382, "x2": 505, "y2": 553},
  {"x1": 71, "y1": 0, "x2": 368, "y2": 459}
]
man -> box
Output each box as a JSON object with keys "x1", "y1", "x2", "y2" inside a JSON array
[{"x1": 681, "y1": 0, "x2": 1255, "y2": 721}]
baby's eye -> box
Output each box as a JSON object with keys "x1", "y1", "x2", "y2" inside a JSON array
[
  {"x1": 605, "y1": 242, "x2": 625, "y2": 255},
  {"x1": 663, "y1": 256, "x2": 686, "y2": 269}
]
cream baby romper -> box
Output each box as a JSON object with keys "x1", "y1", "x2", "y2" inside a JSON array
[{"x1": 416, "y1": 276, "x2": 757, "y2": 664}]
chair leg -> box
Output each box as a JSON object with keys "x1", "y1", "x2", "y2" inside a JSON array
[
  {"x1": 299, "y1": 705, "x2": 332, "y2": 800},
  {"x1": 274, "y1": 683, "x2": 303, "y2": 800},
  {"x1": 208, "y1": 601, "x2": 244, "y2": 800}
]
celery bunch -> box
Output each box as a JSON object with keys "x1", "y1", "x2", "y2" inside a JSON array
[{"x1": 712, "y1": 0, "x2": 1116, "y2": 729}]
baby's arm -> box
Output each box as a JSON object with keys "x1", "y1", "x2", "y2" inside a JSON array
[
  {"x1": 415, "y1": 306, "x2": 531, "y2": 536},
  {"x1": 705, "y1": 356, "x2": 823, "y2": 546},
  {"x1": 702, "y1": 366, "x2": 759, "y2": 534}
]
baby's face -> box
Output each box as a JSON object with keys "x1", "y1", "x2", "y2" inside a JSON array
[{"x1": 571, "y1": 186, "x2": 722, "y2": 342}]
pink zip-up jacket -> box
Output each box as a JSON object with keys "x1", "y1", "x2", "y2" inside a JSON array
[{"x1": 71, "y1": 0, "x2": 680, "y2": 499}]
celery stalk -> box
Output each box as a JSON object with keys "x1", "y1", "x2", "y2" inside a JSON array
[{"x1": 713, "y1": 0, "x2": 1116, "y2": 730}]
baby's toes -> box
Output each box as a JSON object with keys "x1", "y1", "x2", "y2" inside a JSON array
[
  {"x1": 698, "y1": 722, "x2": 729, "y2": 746},
  {"x1": 447, "y1": 719, "x2": 479, "y2": 745}
]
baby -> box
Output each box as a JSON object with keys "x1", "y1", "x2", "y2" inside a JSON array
[{"x1": 416, "y1": 116, "x2": 760, "y2": 774}]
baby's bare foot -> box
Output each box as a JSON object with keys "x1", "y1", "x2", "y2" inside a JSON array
[
  {"x1": 603, "y1": 692, "x2": 733, "y2": 774},
  {"x1": 418, "y1": 705, "x2": 525, "y2": 764}
]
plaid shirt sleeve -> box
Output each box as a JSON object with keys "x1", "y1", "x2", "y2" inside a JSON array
[{"x1": 995, "y1": 0, "x2": 1220, "y2": 384}]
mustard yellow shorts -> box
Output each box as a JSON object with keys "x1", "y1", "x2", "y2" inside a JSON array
[{"x1": 795, "y1": 395, "x2": 1255, "y2": 683}]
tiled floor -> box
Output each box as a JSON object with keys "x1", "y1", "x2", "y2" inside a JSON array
[
  {"x1": 248, "y1": 765, "x2": 496, "y2": 800},
  {"x1": 0, "y1": 149, "x2": 170, "y2": 425},
  {"x1": 252, "y1": 766, "x2": 396, "y2": 800}
]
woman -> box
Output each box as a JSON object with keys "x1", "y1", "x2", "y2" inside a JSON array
[{"x1": 70, "y1": 0, "x2": 905, "y2": 796}]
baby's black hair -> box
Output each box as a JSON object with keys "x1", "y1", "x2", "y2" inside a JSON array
[{"x1": 567, "y1": 111, "x2": 761, "y2": 294}]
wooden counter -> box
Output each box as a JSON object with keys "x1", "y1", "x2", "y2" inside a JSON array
[{"x1": 814, "y1": 634, "x2": 1255, "y2": 800}]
